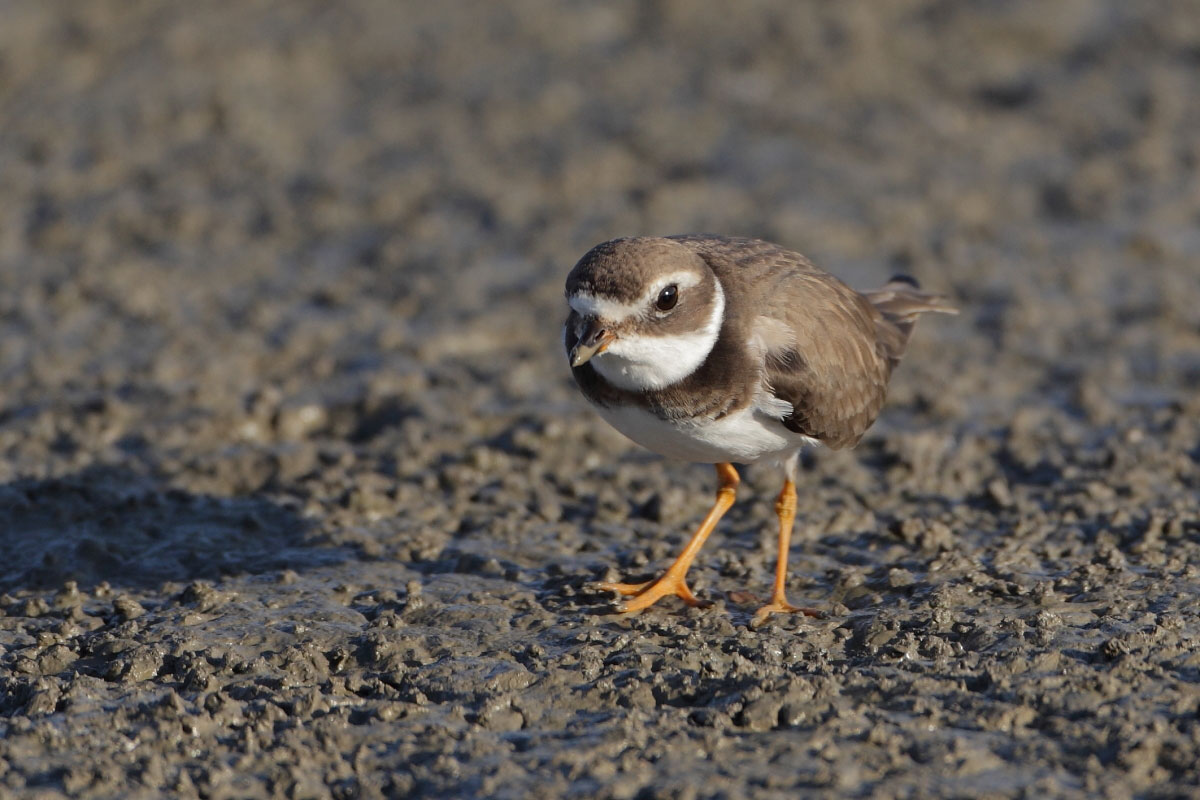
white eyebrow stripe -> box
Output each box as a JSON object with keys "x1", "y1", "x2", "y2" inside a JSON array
[
  {"x1": 569, "y1": 293, "x2": 640, "y2": 321},
  {"x1": 568, "y1": 270, "x2": 705, "y2": 321},
  {"x1": 647, "y1": 270, "x2": 702, "y2": 296}
]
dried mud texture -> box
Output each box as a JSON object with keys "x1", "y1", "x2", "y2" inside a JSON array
[{"x1": 1, "y1": 2, "x2": 1199, "y2": 798}]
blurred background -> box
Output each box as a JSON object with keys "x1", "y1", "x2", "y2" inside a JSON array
[
  {"x1": 0, "y1": 2, "x2": 1198, "y2": 797},
  {"x1": 1, "y1": 0, "x2": 1197, "y2": 481}
]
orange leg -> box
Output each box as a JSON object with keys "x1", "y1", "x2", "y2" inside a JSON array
[
  {"x1": 751, "y1": 478, "x2": 823, "y2": 626},
  {"x1": 598, "y1": 462, "x2": 739, "y2": 612}
]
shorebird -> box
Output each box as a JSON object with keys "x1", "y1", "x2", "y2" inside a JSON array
[{"x1": 564, "y1": 235, "x2": 956, "y2": 625}]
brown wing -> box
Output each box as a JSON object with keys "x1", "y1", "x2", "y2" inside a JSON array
[
  {"x1": 762, "y1": 274, "x2": 895, "y2": 449},
  {"x1": 671, "y1": 236, "x2": 950, "y2": 450}
]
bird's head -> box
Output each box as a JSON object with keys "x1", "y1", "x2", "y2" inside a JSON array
[{"x1": 563, "y1": 237, "x2": 725, "y2": 392}]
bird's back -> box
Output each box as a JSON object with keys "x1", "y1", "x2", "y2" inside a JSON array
[{"x1": 670, "y1": 235, "x2": 957, "y2": 449}]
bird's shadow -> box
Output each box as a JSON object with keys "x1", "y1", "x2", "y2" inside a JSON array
[{"x1": 0, "y1": 465, "x2": 344, "y2": 595}]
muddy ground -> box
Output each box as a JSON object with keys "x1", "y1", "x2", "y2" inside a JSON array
[{"x1": 1, "y1": 1, "x2": 1198, "y2": 798}]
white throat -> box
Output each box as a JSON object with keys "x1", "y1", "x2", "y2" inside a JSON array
[{"x1": 592, "y1": 281, "x2": 725, "y2": 391}]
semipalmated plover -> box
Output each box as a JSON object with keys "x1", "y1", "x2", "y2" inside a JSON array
[{"x1": 564, "y1": 235, "x2": 957, "y2": 625}]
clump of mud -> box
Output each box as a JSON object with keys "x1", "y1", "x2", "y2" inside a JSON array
[{"x1": 1, "y1": 2, "x2": 1198, "y2": 798}]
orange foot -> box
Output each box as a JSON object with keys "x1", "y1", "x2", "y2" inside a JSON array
[
  {"x1": 750, "y1": 597, "x2": 824, "y2": 627},
  {"x1": 596, "y1": 574, "x2": 710, "y2": 612},
  {"x1": 595, "y1": 463, "x2": 739, "y2": 615}
]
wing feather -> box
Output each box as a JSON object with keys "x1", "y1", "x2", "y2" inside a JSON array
[{"x1": 671, "y1": 235, "x2": 949, "y2": 450}]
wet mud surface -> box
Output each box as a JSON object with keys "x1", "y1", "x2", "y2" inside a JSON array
[{"x1": 1, "y1": 2, "x2": 1199, "y2": 798}]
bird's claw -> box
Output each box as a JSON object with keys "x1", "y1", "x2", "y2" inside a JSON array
[
  {"x1": 596, "y1": 574, "x2": 709, "y2": 612},
  {"x1": 749, "y1": 598, "x2": 825, "y2": 627}
]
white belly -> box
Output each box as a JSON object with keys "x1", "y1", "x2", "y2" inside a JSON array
[{"x1": 593, "y1": 401, "x2": 815, "y2": 464}]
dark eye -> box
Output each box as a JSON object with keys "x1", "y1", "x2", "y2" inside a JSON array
[{"x1": 655, "y1": 284, "x2": 678, "y2": 311}]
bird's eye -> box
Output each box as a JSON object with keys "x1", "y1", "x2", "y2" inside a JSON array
[{"x1": 655, "y1": 284, "x2": 678, "y2": 311}]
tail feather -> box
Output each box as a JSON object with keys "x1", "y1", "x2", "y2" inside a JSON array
[
  {"x1": 865, "y1": 274, "x2": 959, "y2": 321},
  {"x1": 864, "y1": 275, "x2": 958, "y2": 369}
]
